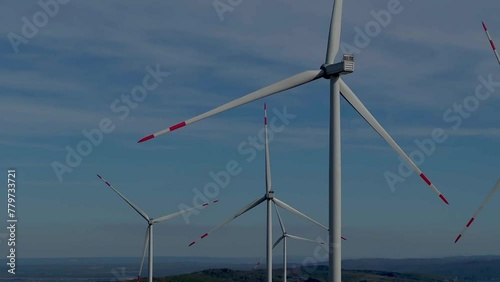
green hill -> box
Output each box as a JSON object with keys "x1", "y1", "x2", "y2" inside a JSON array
[{"x1": 135, "y1": 266, "x2": 469, "y2": 281}]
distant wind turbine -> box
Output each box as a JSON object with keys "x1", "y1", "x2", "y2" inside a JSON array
[
  {"x1": 253, "y1": 203, "x2": 345, "y2": 282},
  {"x1": 187, "y1": 104, "x2": 335, "y2": 282},
  {"x1": 96, "y1": 174, "x2": 218, "y2": 282},
  {"x1": 482, "y1": 21, "x2": 500, "y2": 65},
  {"x1": 454, "y1": 179, "x2": 500, "y2": 243},
  {"x1": 137, "y1": 1, "x2": 449, "y2": 280}
]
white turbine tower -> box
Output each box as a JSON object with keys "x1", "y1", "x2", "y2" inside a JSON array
[
  {"x1": 454, "y1": 178, "x2": 500, "y2": 243},
  {"x1": 96, "y1": 174, "x2": 218, "y2": 282},
  {"x1": 187, "y1": 104, "x2": 332, "y2": 282},
  {"x1": 253, "y1": 203, "x2": 345, "y2": 282},
  {"x1": 137, "y1": 1, "x2": 449, "y2": 281},
  {"x1": 482, "y1": 21, "x2": 500, "y2": 65}
]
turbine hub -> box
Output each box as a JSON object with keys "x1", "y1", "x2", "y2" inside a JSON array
[
  {"x1": 321, "y1": 54, "x2": 354, "y2": 79},
  {"x1": 266, "y1": 191, "x2": 275, "y2": 199}
]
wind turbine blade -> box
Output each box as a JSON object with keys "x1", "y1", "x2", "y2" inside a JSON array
[
  {"x1": 96, "y1": 174, "x2": 150, "y2": 221},
  {"x1": 272, "y1": 235, "x2": 285, "y2": 249},
  {"x1": 138, "y1": 70, "x2": 324, "y2": 143},
  {"x1": 153, "y1": 200, "x2": 219, "y2": 223},
  {"x1": 252, "y1": 260, "x2": 262, "y2": 271},
  {"x1": 325, "y1": 0, "x2": 344, "y2": 64},
  {"x1": 482, "y1": 21, "x2": 500, "y2": 65},
  {"x1": 272, "y1": 198, "x2": 328, "y2": 231},
  {"x1": 264, "y1": 103, "x2": 272, "y2": 193},
  {"x1": 274, "y1": 203, "x2": 286, "y2": 234},
  {"x1": 138, "y1": 226, "x2": 150, "y2": 281},
  {"x1": 251, "y1": 235, "x2": 283, "y2": 271},
  {"x1": 188, "y1": 196, "x2": 266, "y2": 247},
  {"x1": 253, "y1": 241, "x2": 279, "y2": 273},
  {"x1": 454, "y1": 178, "x2": 500, "y2": 243},
  {"x1": 338, "y1": 80, "x2": 449, "y2": 205},
  {"x1": 287, "y1": 234, "x2": 325, "y2": 244}
]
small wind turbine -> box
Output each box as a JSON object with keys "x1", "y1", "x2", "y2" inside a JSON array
[
  {"x1": 253, "y1": 204, "x2": 346, "y2": 282},
  {"x1": 454, "y1": 178, "x2": 500, "y2": 243},
  {"x1": 96, "y1": 174, "x2": 218, "y2": 282},
  {"x1": 482, "y1": 21, "x2": 500, "y2": 65},
  {"x1": 187, "y1": 104, "x2": 334, "y2": 282},
  {"x1": 138, "y1": 1, "x2": 449, "y2": 281}
]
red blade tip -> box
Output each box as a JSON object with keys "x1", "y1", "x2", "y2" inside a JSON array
[
  {"x1": 188, "y1": 241, "x2": 195, "y2": 247},
  {"x1": 97, "y1": 174, "x2": 102, "y2": 179},
  {"x1": 264, "y1": 103, "x2": 267, "y2": 110},
  {"x1": 202, "y1": 203, "x2": 208, "y2": 206},
  {"x1": 138, "y1": 134, "x2": 154, "y2": 143},
  {"x1": 213, "y1": 200, "x2": 219, "y2": 203},
  {"x1": 439, "y1": 194, "x2": 449, "y2": 205},
  {"x1": 169, "y1": 121, "x2": 187, "y2": 132},
  {"x1": 342, "y1": 237, "x2": 347, "y2": 240},
  {"x1": 201, "y1": 233, "x2": 208, "y2": 239},
  {"x1": 454, "y1": 234, "x2": 462, "y2": 243},
  {"x1": 482, "y1": 21, "x2": 487, "y2": 31},
  {"x1": 466, "y1": 217, "x2": 475, "y2": 227}
]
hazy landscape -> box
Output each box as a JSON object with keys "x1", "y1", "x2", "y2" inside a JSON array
[
  {"x1": 3, "y1": 256, "x2": 500, "y2": 281},
  {"x1": 3, "y1": 0, "x2": 500, "y2": 282}
]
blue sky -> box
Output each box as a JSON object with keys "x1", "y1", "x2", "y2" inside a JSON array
[{"x1": 1, "y1": 0, "x2": 500, "y2": 260}]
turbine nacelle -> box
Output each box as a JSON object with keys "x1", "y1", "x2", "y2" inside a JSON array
[{"x1": 321, "y1": 54, "x2": 355, "y2": 79}]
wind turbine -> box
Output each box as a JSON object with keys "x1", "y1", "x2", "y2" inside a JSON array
[
  {"x1": 187, "y1": 104, "x2": 332, "y2": 282},
  {"x1": 253, "y1": 203, "x2": 346, "y2": 282},
  {"x1": 96, "y1": 174, "x2": 218, "y2": 282},
  {"x1": 482, "y1": 21, "x2": 500, "y2": 65},
  {"x1": 454, "y1": 178, "x2": 500, "y2": 243},
  {"x1": 137, "y1": 1, "x2": 449, "y2": 281}
]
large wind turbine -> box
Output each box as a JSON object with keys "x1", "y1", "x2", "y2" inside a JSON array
[
  {"x1": 454, "y1": 178, "x2": 500, "y2": 243},
  {"x1": 96, "y1": 174, "x2": 218, "y2": 282},
  {"x1": 482, "y1": 21, "x2": 500, "y2": 65},
  {"x1": 187, "y1": 104, "x2": 331, "y2": 282},
  {"x1": 253, "y1": 204, "x2": 345, "y2": 282},
  {"x1": 138, "y1": 1, "x2": 449, "y2": 281}
]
